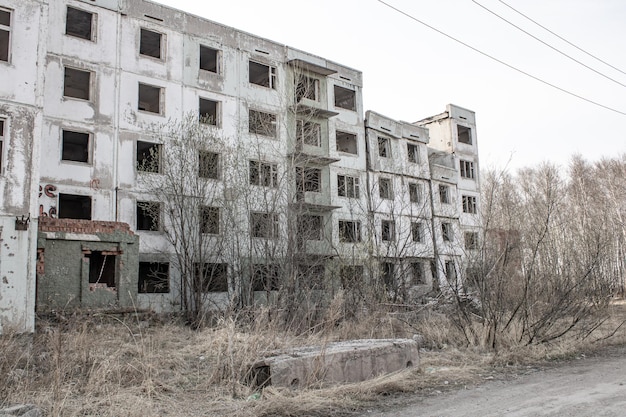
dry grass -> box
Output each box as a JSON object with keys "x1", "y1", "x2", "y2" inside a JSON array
[{"x1": 1, "y1": 303, "x2": 625, "y2": 417}]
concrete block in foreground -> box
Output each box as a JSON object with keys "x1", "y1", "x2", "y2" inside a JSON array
[{"x1": 250, "y1": 339, "x2": 419, "y2": 387}]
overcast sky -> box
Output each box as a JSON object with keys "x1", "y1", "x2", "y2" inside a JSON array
[{"x1": 154, "y1": 0, "x2": 626, "y2": 172}]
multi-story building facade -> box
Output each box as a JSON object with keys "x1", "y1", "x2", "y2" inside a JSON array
[{"x1": 0, "y1": 0, "x2": 480, "y2": 332}]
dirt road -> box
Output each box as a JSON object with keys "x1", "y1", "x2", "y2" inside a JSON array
[{"x1": 365, "y1": 347, "x2": 626, "y2": 417}]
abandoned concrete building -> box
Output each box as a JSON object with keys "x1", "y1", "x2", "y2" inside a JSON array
[{"x1": 0, "y1": 0, "x2": 481, "y2": 332}]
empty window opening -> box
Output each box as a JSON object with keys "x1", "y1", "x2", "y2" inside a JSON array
[
  {"x1": 295, "y1": 75, "x2": 319, "y2": 102},
  {"x1": 0, "y1": 8, "x2": 11, "y2": 62},
  {"x1": 339, "y1": 220, "x2": 361, "y2": 243},
  {"x1": 252, "y1": 264, "x2": 280, "y2": 291},
  {"x1": 442, "y1": 222, "x2": 453, "y2": 242},
  {"x1": 407, "y1": 143, "x2": 419, "y2": 163},
  {"x1": 457, "y1": 125, "x2": 472, "y2": 145},
  {"x1": 199, "y1": 45, "x2": 219, "y2": 73},
  {"x1": 465, "y1": 231, "x2": 479, "y2": 249},
  {"x1": 334, "y1": 85, "x2": 356, "y2": 110},
  {"x1": 199, "y1": 97, "x2": 218, "y2": 125},
  {"x1": 66, "y1": 7, "x2": 93, "y2": 40},
  {"x1": 138, "y1": 262, "x2": 169, "y2": 293},
  {"x1": 138, "y1": 83, "x2": 162, "y2": 113},
  {"x1": 297, "y1": 264, "x2": 325, "y2": 290},
  {"x1": 337, "y1": 174, "x2": 360, "y2": 198},
  {"x1": 139, "y1": 28, "x2": 162, "y2": 58},
  {"x1": 462, "y1": 195, "x2": 477, "y2": 214},
  {"x1": 460, "y1": 160, "x2": 475, "y2": 179},
  {"x1": 296, "y1": 167, "x2": 321, "y2": 194},
  {"x1": 136, "y1": 141, "x2": 161, "y2": 173},
  {"x1": 378, "y1": 136, "x2": 391, "y2": 158},
  {"x1": 412, "y1": 222, "x2": 424, "y2": 243},
  {"x1": 296, "y1": 119, "x2": 321, "y2": 147},
  {"x1": 137, "y1": 201, "x2": 160, "y2": 231},
  {"x1": 88, "y1": 251, "x2": 116, "y2": 288},
  {"x1": 381, "y1": 220, "x2": 395, "y2": 241},
  {"x1": 445, "y1": 260, "x2": 457, "y2": 281},
  {"x1": 249, "y1": 61, "x2": 276, "y2": 88},
  {"x1": 409, "y1": 182, "x2": 421, "y2": 203},
  {"x1": 195, "y1": 263, "x2": 228, "y2": 293},
  {"x1": 411, "y1": 262, "x2": 425, "y2": 285},
  {"x1": 58, "y1": 193, "x2": 91, "y2": 220},
  {"x1": 336, "y1": 131, "x2": 357, "y2": 154},
  {"x1": 340, "y1": 265, "x2": 363, "y2": 290},
  {"x1": 249, "y1": 160, "x2": 278, "y2": 188},
  {"x1": 249, "y1": 109, "x2": 276, "y2": 137},
  {"x1": 251, "y1": 212, "x2": 279, "y2": 238},
  {"x1": 298, "y1": 214, "x2": 323, "y2": 241},
  {"x1": 64, "y1": 67, "x2": 91, "y2": 100},
  {"x1": 381, "y1": 262, "x2": 395, "y2": 289},
  {"x1": 0, "y1": 119, "x2": 6, "y2": 173},
  {"x1": 62, "y1": 130, "x2": 90, "y2": 163},
  {"x1": 379, "y1": 178, "x2": 393, "y2": 200},
  {"x1": 201, "y1": 206, "x2": 220, "y2": 234},
  {"x1": 199, "y1": 151, "x2": 219, "y2": 179},
  {"x1": 439, "y1": 184, "x2": 450, "y2": 204}
]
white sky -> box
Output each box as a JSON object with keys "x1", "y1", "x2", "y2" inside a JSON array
[{"x1": 154, "y1": 0, "x2": 626, "y2": 172}]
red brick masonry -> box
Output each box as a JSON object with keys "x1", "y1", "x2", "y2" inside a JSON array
[{"x1": 38, "y1": 218, "x2": 134, "y2": 235}]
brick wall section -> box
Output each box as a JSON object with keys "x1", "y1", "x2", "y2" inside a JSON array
[{"x1": 38, "y1": 218, "x2": 134, "y2": 235}]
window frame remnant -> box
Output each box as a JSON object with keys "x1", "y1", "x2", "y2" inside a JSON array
[
  {"x1": 298, "y1": 214, "x2": 323, "y2": 241},
  {"x1": 377, "y1": 136, "x2": 391, "y2": 158},
  {"x1": 337, "y1": 174, "x2": 360, "y2": 198},
  {"x1": 381, "y1": 220, "x2": 395, "y2": 241},
  {"x1": 407, "y1": 143, "x2": 419, "y2": 163},
  {"x1": 252, "y1": 264, "x2": 280, "y2": 291},
  {"x1": 199, "y1": 44, "x2": 219, "y2": 73},
  {"x1": 442, "y1": 222, "x2": 453, "y2": 242},
  {"x1": 249, "y1": 109, "x2": 277, "y2": 137},
  {"x1": 339, "y1": 220, "x2": 361, "y2": 243},
  {"x1": 139, "y1": 28, "x2": 163, "y2": 59},
  {"x1": 138, "y1": 262, "x2": 170, "y2": 293},
  {"x1": 296, "y1": 119, "x2": 321, "y2": 147},
  {"x1": 136, "y1": 201, "x2": 161, "y2": 231},
  {"x1": 409, "y1": 182, "x2": 421, "y2": 203},
  {"x1": 200, "y1": 206, "x2": 220, "y2": 235},
  {"x1": 198, "y1": 150, "x2": 220, "y2": 179},
  {"x1": 457, "y1": 125, "x2": 472, "y2": 145},
  {"x1": 333, "y1": 85, "x2": 356, "y2": 111},
  {"x1": 460, "y1": 159, "x2": 475, "y2": 179},
  {"x1": 136, "y1": 140, "x2": 161, "y2": 173},
  {"x1": 63, "y1": 67, "x2": 91, "y2": 101},
  {"x1": 336, "y1": 131, "x2": 357, "y2": 154},
  {"x1": 250, "y1": 212, "x2": 279, "y2": 239},
  {"x1": 462, "y1": 195, "x2": 477, "y2": 214},
  {"x1": 379, "y1": 177, "x2": 393, "y2": 200},
  {"x1": 412, "y1": 221, "x2": 424, "y2": 243},
  {"x1": 199, "y1": 97, "x2": 219, "y2": 125},
  {"x1": 0, "y1": 7, "x2": 12, "y2": 62},
  {"x1": 87, "y1": 251, "x2": 116, "y2": 288},
  {"x1": 296, "y1": 166, "x2": 321, "y2": 194},
  {"x1": 465, "y1": 231, "x2": 479, "y2": 250},
  {"x1": 439, "y1": 184, "x2": 451, "y2": 204},
  {"x1": 249, "y1": 60, "x2": 276, "y2": 89},
  {"x1": 295, "y1": 74, "x2": 319, "y2": 102},
  {"x1": 58, "y1": 193, "x2": 92, "y2": 220},
  {"x1": 65, "y1": 6, "x2": 94, "y2": 41},
  {"x1": 195, "y1": 263, "x2": 228, "y2": 293},
  {"x1": 249, "y1": 160, "x2": 278, "y2": 188},
  {"x1": 61, "y1": 129, "x2": 90, "y2": 163},
  {"x1": 138, "y1": 83, "x2": 162, "y2": 114}
]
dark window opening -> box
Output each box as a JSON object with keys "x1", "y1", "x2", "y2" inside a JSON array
[
  {"x1": 334, "y1": 85, "x2": 356, "y2": 110},
  {"x1": 249, "y1": 109, "x2": 276, "y2": 137},
  {"x1": 381, "y1": 220, "x2": 394, "y2": 241},
  {"x1": 379, "y1": 178, "x2": 393, "y2": 199},
  {"x1": 340, "y1": 265, "x2": 363, "y2": 290},
  {"x1": 296, "y1": 167, "x2": 321, "y2": 194},
  {"x1": 251, "y1": 212, "x2": 278, "y2": 238},
  {"x1": 64, "y1": 67, "x2": 91, "y2": 100},
  {"x1": 298, "y1": 214, "x2": 322, "y2": 241},
  {"x1": 465, "y1": 231, "x2": 479, "y2": 250},
  {"x1": 339, "y1": 220, "x2": 361, "y2": 243},
  {"x1": 445, "y1": 260, "x2": 457, "y2": 281},
  {"x1": 412, "y1": 222, "x2": 424, "y2": 243},
  {"x1": 199, "y1": 45, "x2": 218, "y2": 73},
  {"x1": 457, "y1": 125, "x2": 472, "y2": 145},
  {"x1": 137, "y1": 201, "x2": 160, "y2": 231},
  {"x1": 407, "y1": 143, "x2": 419, "y2": 163},
  {"x1": 195, "y1": 263, "x2": 228, "y2": 293},
  {"x1": 378, "y1": 136, "x2": 391, "y2": 158},
  {"x1": 249, "y1": 61, "x2": 276, "y2": 88},
  {"x1": 138, "y1": 83, "x2": 161, "y2": 113},
  {"x1": 136, "y1": 141, "x2": 161, "y2": 173},
  {"x1": 297, "y1": 264, "x2": 325, "y2": 290},
  {"x1": 442, "y1": 222, "x2": 453, "y2": 242},
  {"x1": 58, "y1": 193, "x2": 91, "y2": 220},
  {"x1": 462, "y1": 195, "x2": 477, "y2": 214},
  {"x1": 62, "y1": 130, "x2": 89, "y2": 163},
  {"x1": 337, "y1": 174, "x2": 360, "y2": 198},
  {"x1": 409, "y1": 183, "x2": 421, "y2": 203},
  {"x1": 249, "y1": 160, "x2": 278, "y2": 187},
  {"x1": 381, "y1": 262, "x2": 395, "y2": 289},
  {"x1": 201, "y1": 206, "x2": 219, "y2": 234},
  {"x1": 439, "y1": 184, "x2": 450, "y2": 204},
  {"x1": 199, "y1": 97, "x2": 218, "y2": 125},
  {"x1": 88, "y1": 251, "x2": 116, "y2": 288},
  {"x1": 1, "y1": 119, "x2": 5, "y2": 173},
  {"x1": 295, "y1": 75, "x2": 319, "y2": 102},
  {"x1": 336, "y1": 131, "x2": 357, "y2": 154},
  {"x1": 252, "y1": 264, "x2": 280, "y2": 291},
  {"x1": 138, "y1": 262, "x2": 169, "y2": 293},
  {"x1": 140, "y1": 28, "x2": 162, "y2": 58},
  {"x1": 66, "y1": 7, "x2": 93, "y2": 40},
  {"x1": 296, "y1": 119, "x2": 321, "y2": 147},
  {"x1": 411, "y1": 262, "x2": 425, "y2": 285},
  {"x1": 0, "y1": 8, "x2": 11, "y2": 62},
  {"x1": 199, "y1": 151, "x2": 219, "y2": 179}
]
